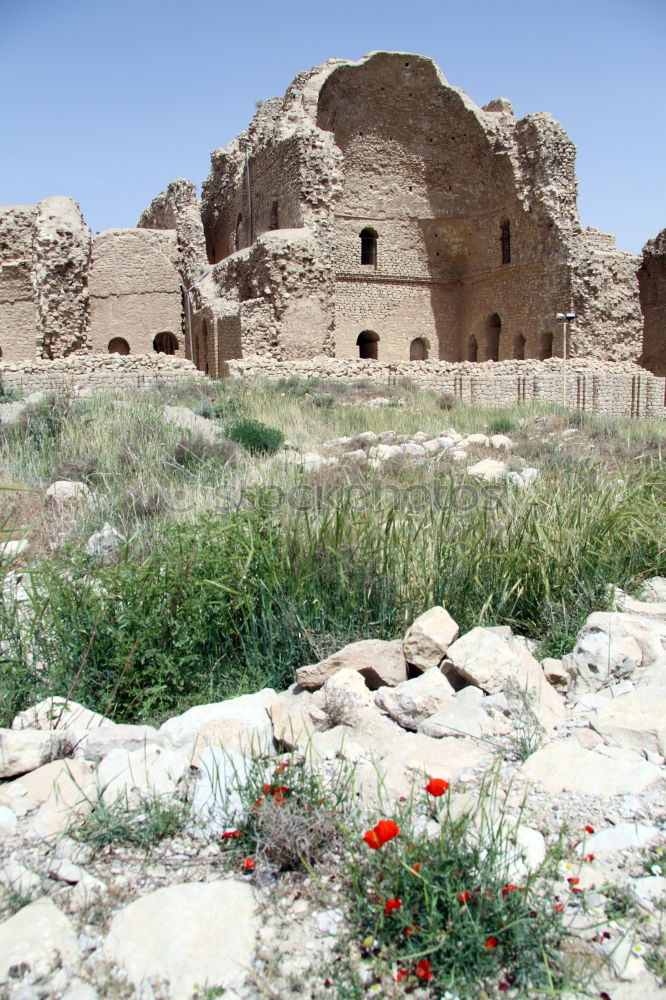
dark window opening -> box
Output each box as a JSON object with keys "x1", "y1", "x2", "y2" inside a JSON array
[
  {"x1": 235, "y1": 214, "x2": 243, "y2": 252},
  {"x1": 108, "y1": 337, "x2": 130, "y2": 355},
  {"x1": 468, "y1": 336, "x2": 478, "y2": 362},
  {"x1": 360, "y1": 228, "x2": 377, "y2": 266},
  {"x1": 410, "y1": 337, "x2": 429, "y2": 361},
  {"x1": 539, "y1": 332, "x2": 554, "y2": 360},
  {"x1": 500, "y1": 221, "x2": 511, "y2": 264},
  {"x1": 269, "y1": 200, "x2": 279, "y2": 231},
  {"x1": 486, "y1": 313, "x2": 501, "y2": 361},
  {"x1": 357, "y1": 330, "x2": 379, "y2": 360},
  {"x1": 513, "y1": 333, "x2": 526, "y2": 360},
  {"x1": 153, "y1": 332, "x2": 178, "y2": 355}
]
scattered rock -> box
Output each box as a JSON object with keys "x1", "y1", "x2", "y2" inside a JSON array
[
  {"x1": 520, "y1": 740, "x2": 665, "y2": 797},
  {"x1": 591, "y1": 688, "x2": 666, "y2": 757},
  {"x1": 403, "y1": 605, "x2": 459, "y2": 671},
  {"x1": 296, "y1": 639, "x2": 407, "y2": 691},
  {"x1": 0, "y1": 729, "x2": 68, "y2": 779},
  {"x1": 159, "y1": 689, "x2": 277, "y2": 754},
  {"x1": 466, "y1": 458, "x2": 506, "y2": 481},
  {"x1": 12, "y1": 698, "x2": 112, "y2": 733},
  {"x1": 0, "y1": 898, "x2": 79, "y2": 984},
  {"x1": 85, "y1": 522, "x2": 124, "y2": 562},
  {"x1": 103, "y1": 880, "x2": 257, "y2": 999},
  {"x1": 375, "y1": 669, "x2": 456, "y2": 730},
  {"x1": 44, "y1": 480, "x2": 92, "y2": 510},
  {"x1": 322, "y1": 668, "x2": 374, "y2": 726}
]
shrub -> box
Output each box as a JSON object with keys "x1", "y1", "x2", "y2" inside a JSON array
[
  {"x1": 0, "y1": 379, "x2": 21, "y2": 403},
  {"x1": 225, "y1": 418, "x2": 284, "y2": 455},
  {"x1": 171, "y1": 433, "x2": 241, "y2": 472},
  {"x1": 437, "y1": 392, "x2": 457, "y2": 411}
]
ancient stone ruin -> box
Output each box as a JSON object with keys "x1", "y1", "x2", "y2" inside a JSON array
[{"x1": 0, "y1": 51, "x2": 663, "y2": 401}]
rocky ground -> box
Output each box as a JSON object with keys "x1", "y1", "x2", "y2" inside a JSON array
[{"x1": 0, "y1": 575, "x2": 665, "y2": 999}]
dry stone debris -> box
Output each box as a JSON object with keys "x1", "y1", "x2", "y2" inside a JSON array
[
  {"x1": 466, "y1": 458, "x2": 507, "y2": 481},
  {"x1": 11, "y1": 697, "x2": 112, "y2": 732},
  {"x1": 519, "y1": 739, "x2": 665, "y2": 797},
  {"x1": 402, "y1": 605, "x2": 459, "y2": 671},
  {"x1": 0, "y1": 897, "x2": 79, "y2": 984},
  {"x1": 0, "y1": 729, "x2": 68, "y2": 779},
  {"x1": 374, "y1": 668, "x2": 456, "y2": 730},
  {"x1": 295, "y1": 638, "x2": 407, "y2": 690},
  {"x1": 159, "y1": 688, "x2": 278, "y2": 755},
  {"x1": 44, "y1": 480, "x2": 92, "y2": 510}
]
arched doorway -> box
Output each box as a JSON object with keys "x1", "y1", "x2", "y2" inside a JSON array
[
  {"x1": 468, "y1": 335, "x2": 478, "y2": 362},
  {"x1": 108, "y1": 337, "x2": 130, "y2": 355},
  {"x1": 153, "y1": 332, "x2": 178, "y2": 355},
  {"x1": 486, "y1": 313, "x2": 501, "y2": 361},
  {"x1": 201, "y1": 320, "x2": 210, "y2": 374},
  {"x1": 513, "y1": 333, "x2": 526, "y2": 360},
  {"x1": 357, "y1": 330, "x2": 379, "y2": 360},
  {"x1": 410, "y1": 337, "x2": 429, "y2": 361},
  {"x1": 539, "y1": 332, "x2": 554, "y2": 360}
]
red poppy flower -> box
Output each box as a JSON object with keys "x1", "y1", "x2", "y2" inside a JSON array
[
  {"x1": 273, "y1": 785, "x2": 290, "y2": 795},
  {"x1": 485, "y1": 936, "x2": 498, "y2": 950},
  {"x1": 501, "y1": 884, "x2": 518, "y2": 899},
  {"x1": 263, "y1": 783, "x2": 271, "y2": 795},
  {"x1": 585, "y1": 853, "x2": 595, "y2": 862},
  {"x1": 458, "y1": 890, "x2": 471, "y2": 904},
  {"x1": 416, "y1": 959, "x2": 433, "y2": 980},
  {"x1": 384, "y1": 898, "x2": 402, "y2": 915},
  {"x1": 241, "y1": 857, "x2": 255, "y2": 871},
  {"x1": 555, "y1": 903, "x2": 564, "y2": 912},
  {"x1": 274, "y1": 761, "x2": 289, "y2": 773},
  {"x1": 396, "y1": 969, "x2": 408, "y2": 982},
  {"x1": 403, "y1": 925, "x2": 420, "y2": 936},
  {"x1": 425, "y1": 777, "x2": 449, "y2": 797},
  {"x1": 584, "y1": 825, "x2": 595, "y2": 834},
  {"x1": 363, "y1": 829, "x2": 382, "y2": 849},
  {"x1": 374, "y1": 819, "x2": 400, "y2": 844},
  {"x1": 220, "y1": 829, "x2": 240, "y2": 839},
  {"x1": 412, "y1": 863, "x2": 422, "y2": 873}
]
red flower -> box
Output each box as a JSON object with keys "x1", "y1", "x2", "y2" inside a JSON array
[
  {"x1": 584, "y1": 824, "x2": 595, "y2": 834},
  {"x1": 567, "y1": 877, "x2": 582, "y2": 893},
  {"x1": 458, "y1": 890, "x2": 471, "y2": 904},
  {"x1": 374, "y1": 819, "x2": 400, "y2": 844},
  {"x1": 485, "y1": 936, "x2": 499, "y2": 950},
  {"x1": 253, "y1": 797, "x2": 264, "y2": 809},
  {"x1": 220, "y1": 829, "x2": 240, "y2": 839},
  {"x1": 412, "y1": 863, "x2": 422, "y2": 873},
  {"x1": 363, "y1": 829, "x2": 382, "y2": 849},
  {"x1": 416, "y1": 959, "x2": 433, "y2": 981},
  {"x1": 555, "y1": 903, "x2": 564, "y2": 912},
  {"x1": 363, "y1": 819, "x2": 400, "y2": 848},
  {"x1": 585, "y1": 853, "x2": 595, "y2": 862},
  {"x1": 273, "y1": 785, "x2": 290, "y2": 795},
  {"x1": 384, "y1": 898, "x2": 402, "y2": 915},
  {"x1": 425, "y1": 777, "x2": 449, "y2": 797},
  {"x1": 274, "y1": 761, "x2": 289, "y2": 773},
  {"x1": 501, "y1": 884, "x2": 518, "y2": 899},
  {"x1": 241, "y1": 857, "x2": 255, "y2": 871},
  {"x1": 263, "y1": 783, "x2": 271, "y2": 795},
  {"x1": 396, "y1": 969, "x2": 408, "y2": 982},
  {"x1": 403, "y1": 925, "x2": 420, "y2": 936}
]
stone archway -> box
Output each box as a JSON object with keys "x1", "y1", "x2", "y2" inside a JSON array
[
  {"x1": 486, "y1": 313, "x2": 501, "y2": 361},
  {"x1": 153, "y1": 332, "x2": 178, "y2": 355},
  {"x1": 513, "y1": 333, "x2": 526, "y2": 360},
  {"x1": 357, "y1": 330, "x2": 379, "y2": 360},
  {"x1": 539, "y1": 332, "x2": 554, "y2": 360},
  {"x1": 108, "y1": 337, "x2": 130, "y2": 355},
  {"x1": 468, "y1": 335, "x2": 478, "y2": 362}
]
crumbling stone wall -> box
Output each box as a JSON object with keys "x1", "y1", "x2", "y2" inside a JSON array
[
  {"x1": 638, "y1": 229, "x2": 666, "y2": 376},
  {"x1": 138, "y1": 179, "x2": 208, "y2": 286},
  {"x1": 88, "y1": 229, "x2": 184, "y2": 355},
  {"x1": 196, "y1": 51, "x2": 643, "y2": 368},
  {"x1": 0, "y1": 354, "x2": 203, "y2": 394},
  {"x1": 228, "y1": 356, "x2": 665, "y2": 419},
  {"x1": 0, "y1": 206, "x2": 38, "y2": 361},
  {"x1": 32, "y1": 197, "x2": 92, "y2": 358}
]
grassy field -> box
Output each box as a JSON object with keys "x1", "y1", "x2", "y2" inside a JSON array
[{"x1": 1, "y1": 377, "x2": 664, "y2": 726}]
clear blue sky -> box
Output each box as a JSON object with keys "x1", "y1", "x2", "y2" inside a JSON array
[{"x1": 1, "y1": 0, "x2": 664, "y2": 254}]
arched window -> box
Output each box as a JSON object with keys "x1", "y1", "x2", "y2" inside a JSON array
[
  {"x1": 467, "y1": 336, "x2": 478, "y2": 362},
  {"x1": 360, "y1": 228, "x2": 377, "y2": 266},
  {"x1": 108, "y1": 337, "x2": 130, "y2": 355},
  {"x1": 153, "y1": 332, "x2": 178, "y2": 355},
  {"x1": 357, "y1": 330, "x2": 379, "y2": 360},
  {"x1": 235, "y1": 214, "x2": 243, "y2": 252},
  {"x1": 269, "y1": 200, "x2": 279, "y2": 231},
  {"x1": 410, "y1": 337, "x2": 429, "y2": 361},
  {"x1": 500, "y1": 221, "x2": 511, "y2": 264},
  {"x1": 513, "y1": 333, "x2": 526, "y2": 360},
  {"x1": 486, "y1": 313, "x2": 501, "y2": 361},
  {"x1": 539, "y1": 332, "x2": 554, "y2": 360}
]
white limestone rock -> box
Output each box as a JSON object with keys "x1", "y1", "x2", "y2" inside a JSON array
[
  {"x1": 581, "y1": 823, "x2": 661, "y2": 858},
  {"x1": 462, "y1": 433, "x2": 491, "y2": 448},
  {"x1": 519, "y1": 739, "x2": 665, "y2": 797},
  {"x1": 12, "y1": 697, "x2": 112, "y2": 732},
  {"x1": 374, "y1": 668, "x2": 456, "y2": 731},
  {"x1": 639, "y1": 577, "x2": 666, "y2": 603},
  {"x1": 0, "y1": 728, "x2": 67, "y2": 778},
  {"x1": 159, "y1": 688, "x2": 277, "y2": 755},
  {"x1": 44, "y1": 479, "x2": 92, "y2": 510},
  {"x1": 418, "y1": 698, "x2": 510, "y2": 739},
  {"x1": 97, "y1": 746, "x2": 190, "y2": 806},
  {"x1": 466, "y1": 458, "x2": 506, "y2": 481},
  {"x1": 85, "y1": 522, "x2": 124, "y2": 562},
  {"x1": 489, "y1": 434, "x2": 514, "y2": 451},
  {"x1": 563, "y1": 611, "x2": 666, "y2": 692},
  {"x1": 590, "y1": 687, "x2": 666, "y2": 757},
  {"x1": 296, "y1": 639, "x2": 407, "y2": 691},
  {"x1": 268, "y1": 690, "x2": 319, "y2": 749},
  {"x1": 0, "y1": 898, "x2": 79, "y2": 983},
  {"x1": 103, "y1": 880, "x2": 258, "y2": 1000},
  {"x1": 322, "y1": 668, "x2": 374, "y2": 726},
  {"x1": 613, "y1": 588, "x2": 666, "y2": 623},
  {"x1": 403, "y1": 605, "x2": 459, "y2": 671},
  {"x1": 73, "y1": 723, "x2": 168, "y2": 762},
  {"x1": 0, "y1": 860, "x2": 42, "y2": 902}
]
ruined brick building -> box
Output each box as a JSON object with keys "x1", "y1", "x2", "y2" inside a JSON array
[{"x1": 0, "y1": 51, "x2": 663, "y2": 377}]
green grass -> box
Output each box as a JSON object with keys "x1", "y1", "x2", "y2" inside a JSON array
[
  {"x1": 0, "y1": 380, "x2": 664, "y2": 726},
  {"x1": 67, "y1": 788, "x2": 190, "y2": 853}
]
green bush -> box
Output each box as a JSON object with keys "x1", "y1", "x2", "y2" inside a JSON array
[{"x1": 225, "y1": 417, "x2": 284, "y2": 455}]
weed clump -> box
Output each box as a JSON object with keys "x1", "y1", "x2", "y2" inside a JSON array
[{"x1": 225, "y1": 418, "x2": 284, "y2": 455}]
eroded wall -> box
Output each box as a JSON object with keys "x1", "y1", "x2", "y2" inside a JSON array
[
  {"x1": 88, "y1": 229, "x2": 184, "y2": 355},
  {"x1": 0, "y1": 206, "x2": 37, "y2": 361},
  {"x1": 639, "y1": 229, "x2": 666, "y2": 376}
]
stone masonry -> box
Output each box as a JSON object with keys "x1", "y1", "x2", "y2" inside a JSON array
[{"x1": 638, "y1": 228, "x2": 666, "y2": 376}]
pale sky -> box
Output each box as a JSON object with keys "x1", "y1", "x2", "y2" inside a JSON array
[{"x1": 1, "y1": 0, "x2": 664, "y2": 254}]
